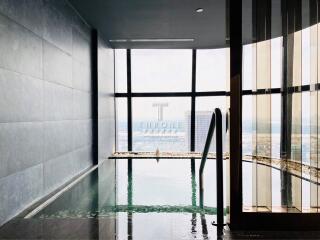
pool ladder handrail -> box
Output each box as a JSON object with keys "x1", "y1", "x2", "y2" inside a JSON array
[
  {"x1": 199, "y1": 108, "x2": 225, "y2": 231},
  {"x1": 199, "y1": 112, "x2": 215, "y2": 207}
]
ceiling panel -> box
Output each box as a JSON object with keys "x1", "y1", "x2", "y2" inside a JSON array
[{"x1": 68, "y1": 0, "x2": 228, "y2": 49}]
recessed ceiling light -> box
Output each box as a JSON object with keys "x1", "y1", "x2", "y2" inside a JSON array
[{"x1": 196, "y1": 8, "x2": 204, "y2": 13}]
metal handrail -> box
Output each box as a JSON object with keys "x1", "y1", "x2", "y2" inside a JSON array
[
  {"x1": 199, "y1": 108, "x2": 225, "y2": 232},
  {"x1": 199, "y1": 111, "x2": 216, "y2": 208}
]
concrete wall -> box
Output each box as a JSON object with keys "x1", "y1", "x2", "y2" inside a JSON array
[{"x1": 0, "y1": 0, "x2": 115, "y2": 226}]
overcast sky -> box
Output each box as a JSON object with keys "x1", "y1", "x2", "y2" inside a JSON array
[{"x1": 115, "y1": 26, "x2": 313, "y2": 125}]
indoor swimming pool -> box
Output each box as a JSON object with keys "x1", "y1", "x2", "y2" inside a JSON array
[{"x1": 23, "y1": 158, "x2": 226, "y2": 239}]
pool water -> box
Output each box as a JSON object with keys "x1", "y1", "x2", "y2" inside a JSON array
[{"x1": 31, "y1": 158, "x2": 226, "y2": 239}]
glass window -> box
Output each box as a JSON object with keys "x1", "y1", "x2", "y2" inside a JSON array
[
  {"x1": 132, "y1": 97, "x2": 190, "y2": 152},
  {"x1": 195, "y1": 96, "x2": 227, "y2": 152},
  {"x1": 242, "y1": 95, "x2": 254, "y2": 156},
  {"x1": 131, "y1": 50, "x2": 192, "y2": 92},
  {"x1": 271, "y1": 94, "x2": 281, "y2": 159},
  {"x1": 271, "y1": 94, "x2": 281, "y2": 208},
  {"x1": 196, "y1": 49, "x2": 229, "y2": 92},
  {"x1": 271, "y1": 37, "x2": 282, "y2": 89},
  {"x1": 115, "y1": 49, "x2": 127, "y2": 93},
  {"x1": 116, "y1": 98, "x2": 128, "y2": 151},
  {"x1": 242, "y1": 44, "x2": 255, "y2": 91}
]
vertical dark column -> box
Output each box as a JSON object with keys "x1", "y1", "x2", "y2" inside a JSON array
[
  {"x1": 91, "y1": 29, "x2": 99, "y2": 165},
  {"x1": 191, "y1": 48, "x2": 196, "y2": 205},
  {"x1": 229, "y1": 0, "x2": 242, "y2": 228},
  {"x1": 191, "y1": 49, "x2": 196, "y2": 152},
  {"x1": 280, "y1": 0, "x2": 302, "y2": 209},
  {"x1": 127, "y1": 49, "x2": 132, "y2": 152},
  {"x1": 200, "y1": 214, "x2": 208, "y2": 236},
  {"x1": 191, "y1": 161, "x2": 197, "y2": 207},
  {"x1": 127, "y1": 49, "x2": 132, "y2": 187},
  {"x1": 126, "y1": 49, "x2": 133, "y2": 240},
  {"x1": 310, "y1": 0, "x2": 318, "y2": 211},
  {"x1": 190, "y1": 157, "x2": 197, "y2": 236},
  {"x1": 280, "y1": 0, "x2": 291, "y2": 208},
  {"x1": 214, "y1": 109, "x2": 224, "y2": 235},
  {"x1": 190, "y1": 49, "x2": 197, "y2": 235},
  {"x1": 90, "y1": 28, "x2": 99, "y2": 239}
]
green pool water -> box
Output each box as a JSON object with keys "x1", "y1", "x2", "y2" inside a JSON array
[{"x1": 31, "y1": 158, "x2": 226, "y2": 239}]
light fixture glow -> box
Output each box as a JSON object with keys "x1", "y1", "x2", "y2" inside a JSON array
[
  {"x1": 109, "y1": 39, "x2": 128, "y2": 43},
  {"x1": 196, "y1": 8, "x2": 204, "y2": 13},
  {"x1": 109, "y1": 38, "x2": 194, "y2": 43}
]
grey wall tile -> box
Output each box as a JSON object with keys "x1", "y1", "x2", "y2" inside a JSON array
[
  {"x1": 43, "y1": 41, "x2": 72, "y2": 88},
  {"x1": 73, "y1": 90, "x2": 92, "y2": 120},
  {"x1": 72, "y1": 146, "x2": 92, "y2": 174},
  {"x1": 43, "y1": 146, "x2": 91, "y2": 195},
  {"x1": 43, "y1": 120, "x2": 74, "y2": 161},
  {"x1": 72, "y1": 28, "x2": 91, "y2": 66},
  {"x1": 0, "y1": 68, "x2": 43, "y2": 122},
  {"x1": 0, "y1": 0, "x2": 115, "y2": 227},
  {"x1": 0, "y1": 164, "x2": 43, "y2": 226},
  {"x1": 72, "y1": 59, "x2": 91, "y2": 92},
  {"x1": 43, "y1": 0, "x2": 72, "y2": 54},
  {"x1": 43, "y1": 152, "x2": 74, "y2": 194},
  {"x1": 0, "y1": 0, "x2": 44, "y2": 37},
  {"x1": 0, "y1": 14, "x2": 42, "y2": 78},
  {"x1": 73, "y1": 120, "x2": 92, "y2": 150},
  {"x1": 0, "y1": 0, "x2": 100, "y2": 228},
  {"x1": 44, "y1": 82, "x2": 73, "y2": 121},
  {"x1": 0, "y1": 122, "x2": 44, "y2": 179}
]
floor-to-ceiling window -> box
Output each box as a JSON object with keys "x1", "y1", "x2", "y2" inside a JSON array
[
  {"x1": 115, "y1": 49, "x2": 230, "y2": 153},
  {"x1": 241, "y1": 0, "x2": 320, "y2": 214},
  {"x1": 114, "y1": 48, "x2": 230, "y2": 237}
]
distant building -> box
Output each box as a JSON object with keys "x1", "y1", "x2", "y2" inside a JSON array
[{"x1": 186, "y1": 111, "x2": 214, "y2": 152}]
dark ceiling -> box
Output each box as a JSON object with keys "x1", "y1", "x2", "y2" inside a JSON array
[{"x1": 68, "y1": 0, "x2": 227, "y2": 49}]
